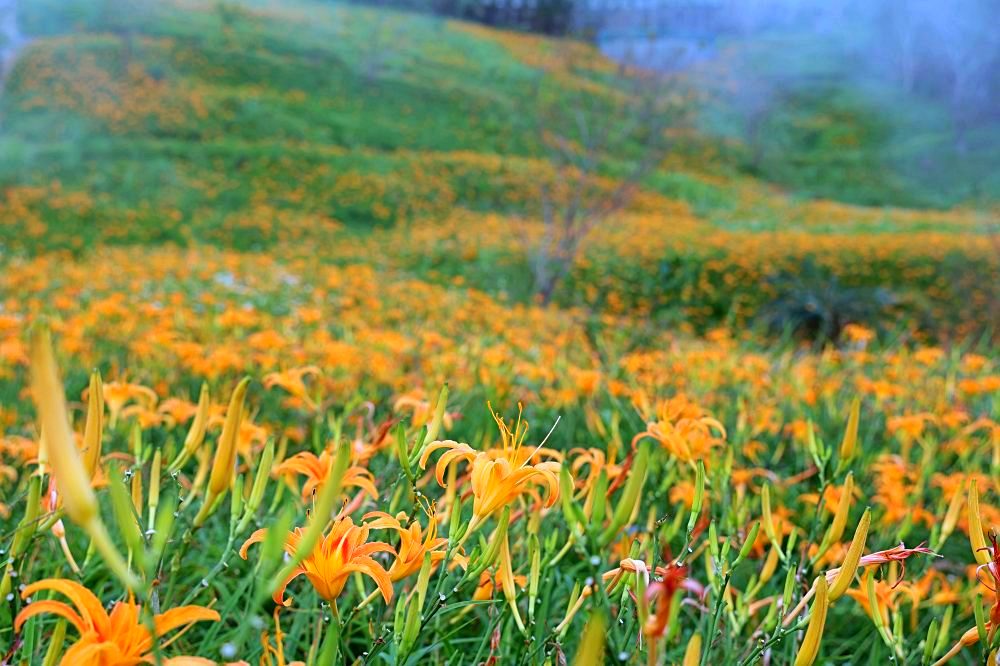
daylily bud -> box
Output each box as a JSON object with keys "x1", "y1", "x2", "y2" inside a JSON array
[
  {"x1": 498, "y1": 530, "x2": 526, "y2": 634},
  {"x1": 837, "y1": 397, "x2": 860, "y2": 466},
  {"x1": 682, "y1": 632, "x2": 702, "y2": 666},
  {"x1": 591, "y1": 470, "x2": 609, "y2": 525},
  {"x1": 29, "y1": 324, "x2": 138, "y2": 590},
  {"x1": 409, "y1": 384, "x2": 449, "y2": 468},
  {"x1": 230, "y1": 474, "x2": 245, "y2": 523},
  {"x1": 974, "y1": 593, "x2": 988, "y2": 649},
  {"x1": 394, "y1": 423, "x2": 413, "y2": 480},
  {"x1": 923, "y1": 618, "x2": 939, "y2": 666},
  {"x1": 193, "y1": 377, "x2": 250, "y2": 527},
  {"x1": 399, "y1": 551, "x2": 433, "y2": 656},
  {"x1": 10, "y1": 474, "x2": 42, "y2": 561},
  {"x1": 805, "y1": 420, "x2": 824, "y2": 469},
  {"x1": 528, "y1": 533, "x2": 541, "y2": 621},
  {"x1": 793, "y1": 576, "x2": 828, "y2": 666},
  {"x1": 168, "y1": 383, "x2": 209, "y2": 473},
  {"x1": 687, "y1": 459, "x2": 705, "y2": 537},
  {"x1": 760, "y1": 544, "x2": 780, "y2": 585},
  {"x1": 393, "y1": 587, "x2": 409, "y2": 648},
  {"x1": 937, "y1": 607, "x2": 954, "y2": 656},
  {"x1": 467, "y1": 506, "x2": 511, "y2": 580},
  {"x1": 968, "y1": 478, "x2": 990, "y2": 566},
  {"x1": 865, "y1": 571, "x2": 891, "y2": 647},
  {"x1": 449, "y1": 489, "x2": 466, "y2": 543},
  {"x1": 0, "y1": 475, "x2": 42, "y2": 599},
  {"x1": 734, "y1": 521, "x2": 760, "y2": 567},
  {"x1": 37, "y1": 427, "x2": 48, "y2": 476},
  {"x1": 708, "y1": 520, "x2": 720, "y2": 564},
  {"x1": 829, "y1": 507, "x2": 870, "y2": 601},
  {"x1": 425, "y1": 383, "x2": 449, "y2": 443},
  {"x1": 82, "y1": 370, "x2": 104, "y2": 479},
  {"x1": 207, "y1": 377, "x2": 251, "y2": 497},
  {"x1": 814, "y1": 473, "x2": 854, "y2": 562},
  {"x1": 237, "y1": 439, "x2": 275, "y2": 533},
  {"x1": 130, "y1": 465, "x2": 143, "y2": 516},
  {"x1": 573, "y1": 611, "x2": 606, "y2": 666},
  {"x1": 782, "y1": 566, "x2": 796, "y2": 610},
  {"x1": 147, "y1": 449, "x2": 161, "y2": 530},
  {"x1": 934, "y1": 479, "x2": 965, "y2": 551},
  {"x1": 761, "y1": 482, "x2": 783, "y2": 559},
  {"x1": 30, "y1": 325, "x2": 98, "y2": 526}
]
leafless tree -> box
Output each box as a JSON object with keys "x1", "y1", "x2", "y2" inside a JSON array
[{"x1": 526, "y1": 44, "x2": 691, "y2": 303}]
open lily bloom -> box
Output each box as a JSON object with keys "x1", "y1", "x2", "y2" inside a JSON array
[
  {"x1": 363, "y1": 511, "x2": 448, "y2": 581},
  {"x1": 263, "y1": 366, "x2": 322, "y2": 411},
  {"x1": 240, "y1": 516, "x2": 395, "y2": 607},
  {"x1": 420, "y1": 403, "x2": 560, "y2": 532},
  {"x1": 15, "y1": 578, "x2": 219, "y2": 665},
  {"x1": 274, "y1": 448, "x2": 378, "y2": 502}
]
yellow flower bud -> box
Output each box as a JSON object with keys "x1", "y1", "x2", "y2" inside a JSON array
[
  {"x1": 838, "y1": 397, "x2": 860, "y2": 463},
  {"x1": 148, "y1": 449, "x2": 162, "y2": 530},
  {"x1": 968, "y1": 478, "x2": 991, "y2": 566},
  {"x1": 30, "y1": 325, "x2": 98, "y2": 526},
  {"x1": 760, "y1": 543, "x2": 780, "y2": 585},
  {"x1": 814, "y1": 473, "x2": 854, "y2": 562},
  {"x1": 168, "y1": 382, "x2": 210, "y2": 473},
  {"x1": 82, "y1": 370, "x2": 104, "y2": 479},
  {"x1": 793, "y1": 576, "x2": 829, "y2": 666},
  {"x1": 207, "y1": 377, "x2": 251, "y2": 497},
  {"x1": 682, "y1": 632, "x2": 702, "y2": 666},
  {"x1": 29, "y1": 324, "x2": 138, "y2": 590},
  {"x1": 761, "y1": 482, "x2": 783, "y2": 558},
  {"x1": 829, "y1": 507, "x2": 871, "y2": 601},
  {"x1": 573, "y1": 611, "x2": 607, "y2": 666}
]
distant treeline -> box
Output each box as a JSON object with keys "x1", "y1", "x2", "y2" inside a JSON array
[{"x1": 344, "y1": 0, "x2": 577, "y2": 35}]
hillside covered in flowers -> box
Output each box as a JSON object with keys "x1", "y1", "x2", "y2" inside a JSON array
[{"x1": 0, "y1": 0, "x2": 997, "y2": 664}]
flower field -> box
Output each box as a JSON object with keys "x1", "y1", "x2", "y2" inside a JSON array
[{"x1": 0, "y1": 0, "x2": 998, "y2": 664}]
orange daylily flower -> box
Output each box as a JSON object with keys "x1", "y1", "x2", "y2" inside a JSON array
[
  {"x1": 101, "y1": 381, "x2": 158, "y2": 427},
  {"x1": 15, "y1": 578, "x2": 219, "y2": 665},
  {"x1": 273, "y1": 449, "x2": 378, "y2": 502},
  {"x1": 419, "y1": 403, "x2": 560, "y2": 533},
  {"x1": 263, "y1": 366, "x2": 322, "y2": 411},
  {"x1": 570, "y1": 447, "x2": 623, "y2": 514},
  {"x1": 240, "y1": 516, "x2": 394, "y2": 607},
  {"x1": 363, "y1": 511, "x2": 449, "y2": 581},
  {"x1": 631, "y1": 394, "x2": 726, "y2": 464},
  {"x1": 156, "y1": 397, "x2": 200, "y2": 427},
  {"x1": 471, "y1": 568, "x2": 527, "y2": 602}
]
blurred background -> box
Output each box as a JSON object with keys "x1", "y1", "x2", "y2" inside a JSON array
[{"x1": 0, "y1": 0, "x2": 997, "y2": 344}]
